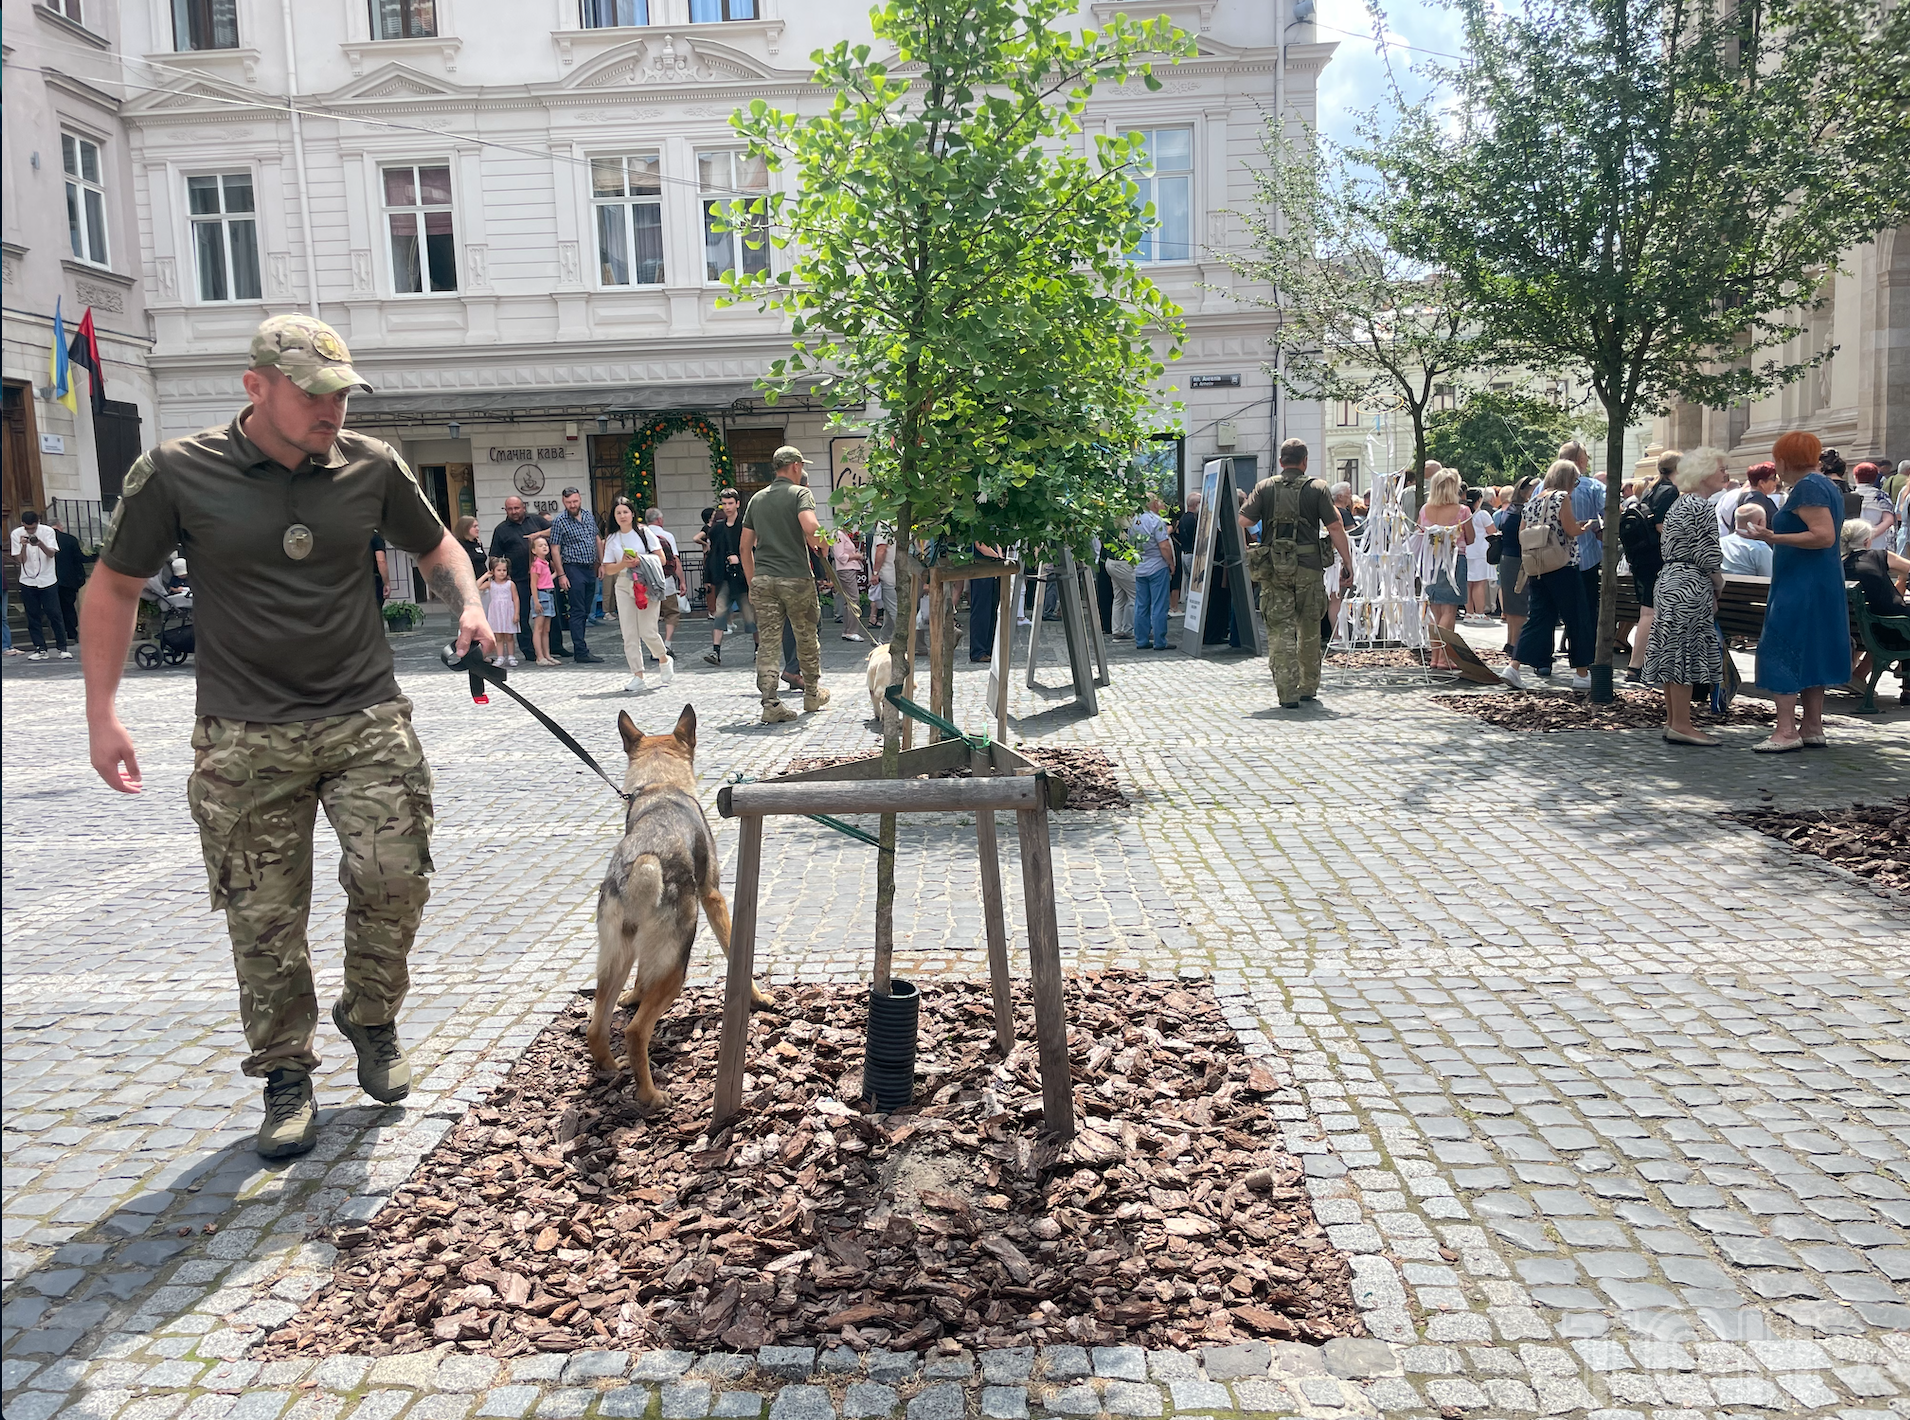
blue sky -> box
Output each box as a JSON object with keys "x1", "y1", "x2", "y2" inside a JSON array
[{"x1": 1311, "y1": 0, "x2": 1468, "y2": 150}]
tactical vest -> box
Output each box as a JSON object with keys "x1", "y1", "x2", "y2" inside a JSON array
[{"x1": 1262, "y1": 471, "x2": 1325, "y2": 571}]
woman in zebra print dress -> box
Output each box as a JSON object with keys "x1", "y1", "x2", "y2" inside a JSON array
[{"x1": 1643, "y1": 447, "x2": 1731, "y2": 745}]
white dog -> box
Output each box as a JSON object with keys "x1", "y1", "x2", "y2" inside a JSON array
[{"x1": 866, "y1": 644, "x2": 915, "y2": 730}]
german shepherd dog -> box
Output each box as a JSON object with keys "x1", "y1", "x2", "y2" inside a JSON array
[{"x1": 587, "y1": 705, "x2": 771, "y2": 1107}]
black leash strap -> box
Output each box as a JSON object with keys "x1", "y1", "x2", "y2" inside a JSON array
[{"x1": 442, "y1": 643, "x2": 634, "y2": 803}]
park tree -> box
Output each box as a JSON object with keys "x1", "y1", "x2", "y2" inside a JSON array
[
  {"x1": 1228, "y1": 129, "x2": 1495, "y2": 501},
  {"x1": 1426, "y1": 388, "x2": 1605, "y2": 487},
  {"x1": 1382, "y1": 0, "x2": 1910, "y2": 700},
  {"x1": 725, "y1": 0, "x2": 1190, "y2": 990}
]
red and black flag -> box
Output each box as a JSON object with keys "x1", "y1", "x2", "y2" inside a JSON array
[{"x1": 66, "y1": 307, "x2": 106, "y2": 415}]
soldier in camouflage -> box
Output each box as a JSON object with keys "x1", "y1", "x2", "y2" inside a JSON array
[
  {"x1": 1239, "y1": 439, "x2": 1356, "y2": 708},
  {"x1": 80, "y1": 314, "x2": 497, "y2": 1159}
]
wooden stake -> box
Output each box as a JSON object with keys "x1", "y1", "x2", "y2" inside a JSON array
[
  {"x1": 927, "y1": 576, "x2": 947, "y2": 745},
  {"x1": 713, "y1": 813, "x2": 763, "y2": 1128},
  {"x1": 1016, "y1": 796, "x2": 1075, "y2": 1138},
  {"x1": 973, "y1": 745, "x2": 1014, "y2": 1055},
  {"x1": 994, "y1": 572, "x2": 1012, "y2": 743},
  {"x1": 902, "y1": 562, "x2": 923, "y2": 754}
]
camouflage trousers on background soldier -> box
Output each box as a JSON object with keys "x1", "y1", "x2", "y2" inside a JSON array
[
  {"x1": 1256, "y1": 566, "x2": 1327, "y2": 705},
  {"x1": 751, "y1": 574, "x2": 823, "y2": 709},
  {"x1": 187, "y1": 697, "x2": 434, "y2": 1078}
]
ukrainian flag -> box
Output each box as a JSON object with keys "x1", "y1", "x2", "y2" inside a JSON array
[{"x1": 47, "y1": 298, "x2": 77, "y2": 414}]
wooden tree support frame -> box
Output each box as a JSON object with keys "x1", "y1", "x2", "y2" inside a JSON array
[
  {"x1": 713, "y1": 761, "x2": 1074, "y2": 1139},
  {"x1": 925, "y1": 558, "x2": 1016, "y2": 745}
]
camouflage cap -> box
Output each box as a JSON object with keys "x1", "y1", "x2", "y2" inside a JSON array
[
  {"x1": 772, "y1": 445, "x2": 806, "y2": 468},
  {"x1": 248, "y1": 315, "x2": 373, "y2": 396}
]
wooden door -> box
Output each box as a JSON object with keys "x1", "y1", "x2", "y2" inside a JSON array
[{"x1": 3, "y1": 380, "x2": 47, "y2": 528}]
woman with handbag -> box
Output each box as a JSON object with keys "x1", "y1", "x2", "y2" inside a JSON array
[
  {"x1": 601, "y1": 500, "x2": 673, "y2": 694},
  {"x1": 1502, "y1": 460, "x2": 1594, "y2": 689}
]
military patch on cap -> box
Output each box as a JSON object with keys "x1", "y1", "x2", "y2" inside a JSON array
[{"x1": 249, "y1": 314, "x2": 373, "y2": 396}]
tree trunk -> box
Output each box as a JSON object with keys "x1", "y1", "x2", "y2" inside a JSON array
[
  {"x1": 872, "y1": 502, "x2": 915, "y2": 997},
  {"x1": 1410, "y1": 405, "x2": 1429, "y2": 505},
  {"x1": 1589, "y1": 398, "x2": 1628, "y2": 704}
]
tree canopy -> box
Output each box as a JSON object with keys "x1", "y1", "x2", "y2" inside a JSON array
[
  {"x1": 1426, "y1": 388, "x2": 1603, "y2": 488},
  {"x1": 725, "y1": 0, "x2": 1192, "y2": 559}
]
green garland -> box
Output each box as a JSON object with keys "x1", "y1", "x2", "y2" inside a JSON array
[{"x1": 623, "y1": 411, "x2": 737, "y2": 510}]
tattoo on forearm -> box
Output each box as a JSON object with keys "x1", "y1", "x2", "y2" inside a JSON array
[{"x1": 426, "y1": 561, "x2": 477, "y2": 611}]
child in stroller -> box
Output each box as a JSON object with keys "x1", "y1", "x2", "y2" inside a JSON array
[{"x1": 135, "y1": 558, "x2": 194, "y2": 668}]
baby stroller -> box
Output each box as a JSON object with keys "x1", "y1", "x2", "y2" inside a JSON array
[{"x1": 135, "y1": 565, "x2": 195, "y2": 669}]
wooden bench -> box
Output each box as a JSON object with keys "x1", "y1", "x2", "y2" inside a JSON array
[
  {"x1": 1616, "y1": 573, "x2": 1771, "y2": 644},
  {"x1": 1846, "y1": 585, "x2": 1910, "y2": 713}
]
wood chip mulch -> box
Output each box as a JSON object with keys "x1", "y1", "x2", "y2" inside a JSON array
[
  {"x1": 782, "y1": 746, "x2": 1129, "y2": 810},
  {"x1": 1724, "y1": 798, "x2": 1910, "y2": 897},
  {"x1": 1327, "y1": 647, "x2": 1510, "y2": 670},
  {"x1": 1433, "y1": 688, "x2": 1781, "y2": 733},
  {"x1": 261, "y1": 973, "x2": 1354, "y2": 1361}
]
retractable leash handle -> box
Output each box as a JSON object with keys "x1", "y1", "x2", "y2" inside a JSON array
[{"x1": 441, "y1": 641, "x2": 497, "y2": 703}]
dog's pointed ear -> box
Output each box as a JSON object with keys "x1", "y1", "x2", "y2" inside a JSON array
[
  {"x1": 673, "y1": 703, "x2": 697, "y2": 754},
  {"x1": 617, "y1": 709, "x2": 643, "y2": 753}
]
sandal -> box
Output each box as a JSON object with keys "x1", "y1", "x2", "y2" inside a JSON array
[{"x1": 1751, "y1": 736, "x2": 1803, "y2": 753}]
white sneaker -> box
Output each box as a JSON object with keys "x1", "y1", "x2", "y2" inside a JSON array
[
  {"x1": 505, "y1": 655, "x2": 519, "y2": 668},
  {"x1": 624, "y1": 676, "x2": 650, "y2": 693},
  {"x1": 57, "y1": 651, "x2": 72, "y2": 660},
  {"x1": 1501, "y1": 662, "x2": 1527, "y2": 689},
  {"x1": 1569, "y1": 672, "x2": 1592, "y2": 690},
  {"x1": 26, "y1": 651, "x2": 47, "y2": 661},
  {"x1": 658, "y1": 656, "x2": 675, "y2": 686}
]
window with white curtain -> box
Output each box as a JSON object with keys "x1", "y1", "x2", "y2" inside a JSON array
[
  {"x1": 593, "y1": 153, "x2": 665, "y2": 286},
  {"x1": 384, "y1": 165, "x2": 458, "y2": 294},
  {"x1": 189, "y1": 174, "x2": 261, "y2": 302},
  {"x1": 1123, "y1": 127, "x2": 1192, "y2": 264},
  {"x1": 697, "y1": 150, "x2": 769, "y2": 282}
]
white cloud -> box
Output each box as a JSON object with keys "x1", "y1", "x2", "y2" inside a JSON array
[{"x1": 1307, "y1": 0, "x2": 1466, "y2": 149}]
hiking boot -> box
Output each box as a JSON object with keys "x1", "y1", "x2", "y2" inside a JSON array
[
  {"x1": 257, "y1": 1070, "x2": 317, "y2": 1158},
  {"x1": 804, "y1": 686, "x2": 832, "y2": 713},
  {"x1": 762, "y1": 701, "x2": 799, "y2": 724},
  {"x1": 331, "y1": 999, "x2": 411, "y2": 1103}
]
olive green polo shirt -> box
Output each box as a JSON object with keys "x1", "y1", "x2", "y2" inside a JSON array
[
  {"x1": 741, "y1": 476, "x2": 818, "y2": 580},
  {"x1": 100, "y1": 410, "x2": 446, "y2": 722}
]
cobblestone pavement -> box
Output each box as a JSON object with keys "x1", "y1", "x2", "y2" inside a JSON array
[{"x1": 4, "y1": 608, "x2": 1908, "y2": 1420}]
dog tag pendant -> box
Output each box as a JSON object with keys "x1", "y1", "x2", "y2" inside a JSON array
[{"x1": 283, "y1": 523, "x2": 314, "y2": 560}]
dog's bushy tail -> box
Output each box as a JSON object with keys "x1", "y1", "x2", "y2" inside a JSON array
[{"x1": 630, "y1": 855, "x2": 664, "y2": 908}]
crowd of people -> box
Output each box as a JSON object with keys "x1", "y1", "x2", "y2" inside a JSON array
[{"x1": 1456, "y1": 435, "x2": 1909, "y2": 745}]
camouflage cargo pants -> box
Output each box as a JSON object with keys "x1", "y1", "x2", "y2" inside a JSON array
[
  {"x1": 187, "y1": 697, "x2": 435, "y2": 1078},
  {"x1": 751, "y1": 574, "x2": 822, "y2": 706},
  {"x1": 1256, "y1": 566, "x2": 1327, "y2": 704}
]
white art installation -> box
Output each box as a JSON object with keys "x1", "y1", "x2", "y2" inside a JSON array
[{"x1": 1329, "y1": 470, "x2": 1461, "y2": 653}]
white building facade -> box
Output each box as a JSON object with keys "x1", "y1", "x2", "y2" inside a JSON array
[
  {"x1": 2, "y1": 0, "x2": 163, "y2": 545},
  {"x1": 91, "y1": 0, "x2": 1327, "y2": 560}
]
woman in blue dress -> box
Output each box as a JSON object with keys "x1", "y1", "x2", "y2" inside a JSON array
[{"x1": 1748, "y1": 430, "x2": 1850, "y2": 752}]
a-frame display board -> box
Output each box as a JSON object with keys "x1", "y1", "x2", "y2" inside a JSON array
[{"x1": 1180, "y1": 455, "x2": 1263, "y2": 659}]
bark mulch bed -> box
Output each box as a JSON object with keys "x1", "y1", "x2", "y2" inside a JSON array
[
  {"x1": 782, "y1": 746, "x2": 1129, "y2": 810},
  {"x1": 1434, "y1": 688, "x2": 1783, "y2": 733},
  {"x1": 262, "y1": 973, "x2": 1354, "y2": 1361},
  {"x1": 1327, "y1": 646, "x2": 1510, "y2": 670},
  {"x1": 1724, "y1": 797, "x2": 1910, "y2": 897}
]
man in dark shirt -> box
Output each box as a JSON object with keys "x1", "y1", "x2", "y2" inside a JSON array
[
  {"x1": 490, "y1": 495, "x2": 557, "y2": 661},
  {"x1": 1173, "y1": 491, "x2": 1201, "y2": 611},
  {"x1": 702, "y1": 487, "x2": 753, "y2": 665},
  {"x1": 49, "y1": 517, "x2": 87, "y2": 644},
  {"x1": 80, "y1": 314, "x2": 494, "y2": 1161}
]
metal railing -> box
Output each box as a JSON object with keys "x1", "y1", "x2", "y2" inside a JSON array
[{"x1": 48, "y1": 498, "x2": 106, "y2": 551}]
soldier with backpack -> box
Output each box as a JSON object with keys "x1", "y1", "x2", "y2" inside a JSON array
[{"x1": 1239, "y1": 439, "x2": 1355, "y2": 708}]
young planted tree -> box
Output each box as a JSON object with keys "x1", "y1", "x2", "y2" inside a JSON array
[
  {"x1": 1228, "y1": 128, "x2": 1494, "y2": 500},
  {"x1": 1384, "y1": 0, "x2": 1910, "y2": 700},
  {"x1": 726, "y1": 0, "x2": 1189, "y2": 992}
]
